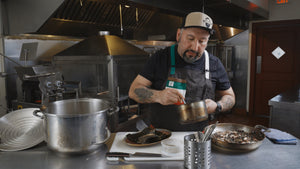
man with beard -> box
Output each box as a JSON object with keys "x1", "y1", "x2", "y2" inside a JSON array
[{"x1": 128, "y1": 12, "x2": 235, "y2": 131}]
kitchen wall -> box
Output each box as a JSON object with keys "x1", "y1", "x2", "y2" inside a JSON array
[
  {"x1": 248, "y1": 0, "x2": 269, "y2": 11},
  {"x1": 0, "y1": 0, "x2": 7, "y2": 116},
  {"x1": 2, "y1": 0, "x2": 63, "y2": 35},
  {"x1": 269, "y1": 0, "x2": 300, "y2": 21}
]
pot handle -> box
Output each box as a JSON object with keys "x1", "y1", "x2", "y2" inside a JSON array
[
  {"x1": 254, "y1": 125, "x2": 270, "y2": 132},
  {"x1": 107, "y1": 106, "x2": 119, "y2": 116},
  {"x1": 33, "y1": 106, "x2": 46, "y2": 119},
  {"x1": 33, "y1": 109, "x2": 45, "y2": 119},
  {"x1": 96, "y1": 127, "x2": 111, "y2": 144}
]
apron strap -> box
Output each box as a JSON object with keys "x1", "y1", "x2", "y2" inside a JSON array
[
  {"x1": 170, "y1": 44, "x2": 176, "y2": 75},
  {"x1": 204, "y1": 50, "x2": 210, "y2": 80},
  {"x1": 171, "y1": 45, "x2": 209, "y2": 79}
]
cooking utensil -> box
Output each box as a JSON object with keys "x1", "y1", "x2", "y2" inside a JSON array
[
  {"x1": 0, "y1": 108, "x2": 44, "y2": 151},
  {"x1": 208, "y1": 123, "x2": 268, "y2": 152},
  {"x1": 178, "y1": 100, "x2": 208, "y2": 124},
  {"x1": 198, "y1": 131, "x2": 204, "y2": 141},
  {"x1": 202, "y1": 121, "x2": 218, "y2": 142},
  {"x1": 106, "y1": 152, "x2": 163, "y2": 158},
  {"x1": 33, "y1": 98, "x2": 117, "y2": 154},
  {"x1": 194, "y1": 132, "x2": 200, "y2": 142}
]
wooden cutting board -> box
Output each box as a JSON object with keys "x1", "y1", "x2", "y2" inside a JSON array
[{"x1": 107, "y1": 131, "x2": 192, "y2": 161}]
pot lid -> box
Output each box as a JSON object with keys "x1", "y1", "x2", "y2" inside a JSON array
[{"x1": 0, "y1": 108, "x2": 45, "y2": 151}]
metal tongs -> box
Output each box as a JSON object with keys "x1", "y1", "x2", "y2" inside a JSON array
[{"x1": 194, "y1": 121, "x2": 218, "y2": 143}]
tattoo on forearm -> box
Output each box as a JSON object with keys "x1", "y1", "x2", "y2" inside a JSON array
[
  {"x1": 221, "y1": 96, "x2": 235, "y2": 111},
  {"x1": 134, "y1": 88, "x2": 153, "y2": 102}
]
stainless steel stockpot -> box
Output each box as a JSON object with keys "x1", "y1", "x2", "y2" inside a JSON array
[{"x1": 33, "y1": 98, "x2": 114, "y2": 155}]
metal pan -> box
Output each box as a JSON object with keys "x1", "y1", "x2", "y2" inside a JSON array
[
  {"x1": 206, "y1": 123, "x2": 268, "y2": 152},
  {"x1": 178, "y1": 101, "x2": 208, "y2": 124}
]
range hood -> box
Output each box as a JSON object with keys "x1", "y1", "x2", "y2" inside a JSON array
[
  {"x1": 54, "y1": 34, "x2": 148, "y2": 59},
  {"x1": 37, "y1": 0, "x2": 268, "y2": 41}
]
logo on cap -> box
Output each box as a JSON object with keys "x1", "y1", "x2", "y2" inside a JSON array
[{"x1": 203, "y1": 17, "x2": 212, "y2": 29}]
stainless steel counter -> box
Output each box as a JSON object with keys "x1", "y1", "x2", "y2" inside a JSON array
[
  {"x1": 269, "y1": 86, "x2": 300, "y2": 104},
  {"x1": 0, "y1": 137, "x2": 299, "y2": 169},
  {"x1": 269, "y1": 85, "x2": 300, "y2": 138}
]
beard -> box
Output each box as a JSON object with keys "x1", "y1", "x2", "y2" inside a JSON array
[{"x1": 182, "y1": 49, "x2": 201, "y2": 63}]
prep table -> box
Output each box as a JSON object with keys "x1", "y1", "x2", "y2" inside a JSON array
[
  {"x1": 0, "y1": 133, "x2": 299, "y2": 169},
  {"x1": 268, "y1": 85, "x2": 300, "y2": 138}
]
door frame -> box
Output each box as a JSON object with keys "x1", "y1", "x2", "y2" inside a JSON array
[{"x1": 249, "y1": 19, "x2": 300, "y2": 115}]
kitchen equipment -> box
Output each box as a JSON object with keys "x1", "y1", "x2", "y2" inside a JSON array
[
  {"x1": 33, "y1": 98, "x2": 114, "y2": 154},
  {"x1": 106, "y1": 152, "x2": 163, "y2": 158},
  {"x1": 107, "y1": 132, "x2": 193, "y2": 161},
  {"x1": 184, "y1": 134, "x2": 211, "y2": 169},
  {"x1": 0, "y1": 108, "x2": 44, "y2": 151},
  {"x1": 53, "y1": 34, "x2": 149, "y2": 132},
  {"x1": 208, "y1": 123, "x2": 268, "y2": 152},
  {"x1": 178, "y1": 100, "x2": 208, "y2": 124}
]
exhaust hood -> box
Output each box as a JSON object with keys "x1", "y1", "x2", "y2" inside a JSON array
[
  {"x1": 36, "y1": 0, "x2": 268, "y2": 41},
  {"x1": 54, "y1": 34, "x2": 148, "y2": 60}
]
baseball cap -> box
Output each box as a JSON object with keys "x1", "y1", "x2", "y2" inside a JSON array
[{"x1": 182, "y1": 12, "x2": 214, "y2": 35}]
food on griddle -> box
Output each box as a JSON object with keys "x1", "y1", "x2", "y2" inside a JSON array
[
  {"x1": 126, "y1": 126, "x2": 171, "y2": 144},
  {"x1": 212, "y1": 130, "x2": 259, "y2": 144}
]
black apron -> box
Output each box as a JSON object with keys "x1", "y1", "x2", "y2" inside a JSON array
[{"x1": 140, "y1": 45, "x2": 215, "y2": 131}]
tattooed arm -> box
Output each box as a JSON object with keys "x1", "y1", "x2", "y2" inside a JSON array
[
  {"x1": 129, "y1": 75, "x2": 184, "y2": 105},
  {"x1": 205, "y1": 87, "x2": 235, "y2": 114}
]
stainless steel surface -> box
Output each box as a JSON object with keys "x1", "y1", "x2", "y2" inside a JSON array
[
  {"x1": 224, "y1": 30, "x2": 249, "y2": 110},
  {"x1": 54, "y1": 35, "x2": 148, "y2": 57},
  {"x1": 35, "y1": 98, "x2": 111, "y2": 154},
  {"x1": 53, "y1": 35, "x2": 148, "y2": 102},
  {"x1": 178, "y1": 101, "x2": 208, "y2": 124},
  {"x1": 3, "y1": 35, "x2": 81, "y2": 108},
  {"x1": 53, "y1": 34, "x2": 149, "y2": 125},
  {"x1": 0, "y1": 108, "x2": 44, "y2": 151},
  {"x1": 268, "y1": 85, "x2": 300, "y2": 138},
  {"x1": 36, "y1": 0, "x2": 268, "y2": 38},
  {"x1": 23, "y1": 72, "x2": 56, "y2": 79},
  {"x1": 0, "y1": 135, "x2": 300, "y2": 169}
]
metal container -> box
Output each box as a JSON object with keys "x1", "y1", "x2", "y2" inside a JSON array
[
  {"x1": 184, "y1": 134, "x2": 211, "y2": 169},
  {"x1": 179, "y1": 101, "x2": 208, "y2": 124},
  {"x1": 33, "y1": 98, "x2": 112, "y2": 154}
]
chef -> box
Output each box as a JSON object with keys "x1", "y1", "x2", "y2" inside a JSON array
[{"x1": 129, "y1": 12, "x2": 235, "y2": 131}]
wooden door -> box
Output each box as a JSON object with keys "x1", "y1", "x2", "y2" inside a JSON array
[{"x1": 250, "y1": 20, "x2": 300, "y2": 116}]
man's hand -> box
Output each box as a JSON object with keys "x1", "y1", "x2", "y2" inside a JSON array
[
  {"x1": 205, "y1": 87, "x2": 235, "y2": 114},
  {"x1": 129, "y1": 75, "x2": 184, "y2": 105},
  {"x1": 157, "y1": 88, "x2": 184, "y2": 105},
  {"x1": 205, "y1": 99, "x2": 218, "y2": 114}
]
